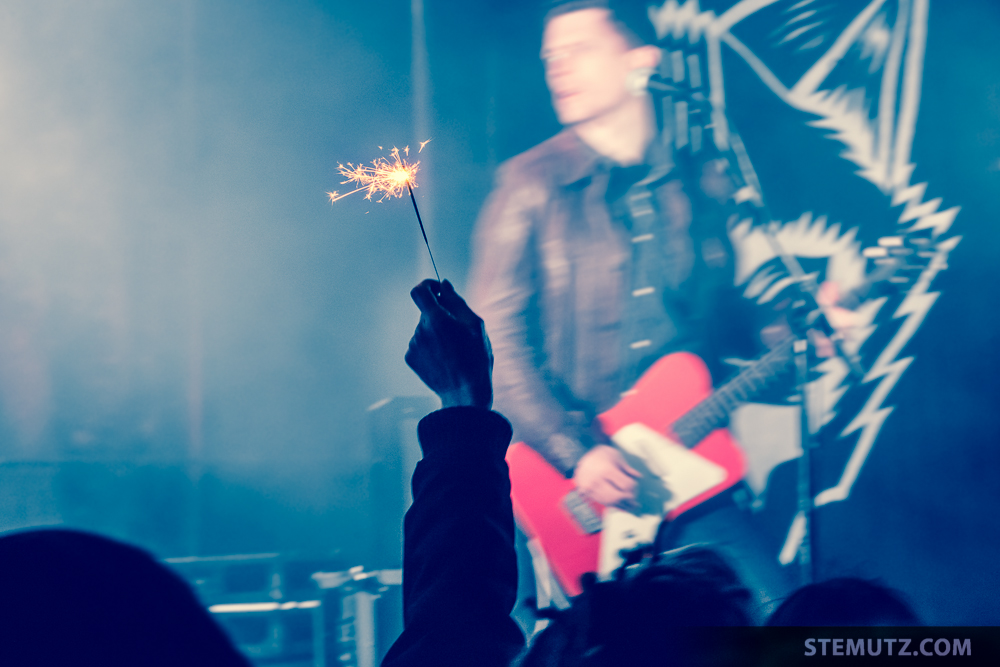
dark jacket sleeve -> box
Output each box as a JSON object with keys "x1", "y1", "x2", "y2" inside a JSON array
[
  {"x1": 468, "y1": 165, "x2": 590, "y2": 476},
  {"x1": 380, "y1": 407, "x2": 525, "y2": 667}
]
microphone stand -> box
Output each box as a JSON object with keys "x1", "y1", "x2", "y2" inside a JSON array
[
  {"x1": 727, "y1": 135, "x2": 874, "y2": 586},
  {"x1": 646, "y1": 63, "x2": 868, "y2": 584}
]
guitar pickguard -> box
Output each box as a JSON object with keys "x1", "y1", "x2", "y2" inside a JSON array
[
  {"x1": 612, "y1": 422, "x2": 727, "y2": 514},
  {"x1": 599, "y1": 423, "x2": 728, "y2": 575},
  {"x1": 507, "y1": 352, "x2": 747, "y2": 597}
]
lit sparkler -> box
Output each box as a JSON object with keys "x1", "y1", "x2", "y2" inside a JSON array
[{"x1": 328, "y1": 142, "x2": 439, "y2": 281}]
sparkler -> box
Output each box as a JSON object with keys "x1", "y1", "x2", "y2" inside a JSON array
[{"x1": 328, "y1": 142, "x2": 440, "y2": 281}]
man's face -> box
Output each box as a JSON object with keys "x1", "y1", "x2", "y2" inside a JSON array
[{"x1": 541, "y1": 8, "x2": 638, "y2": 127}]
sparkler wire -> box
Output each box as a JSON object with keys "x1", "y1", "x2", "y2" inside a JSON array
[
  {"x1": 329, "y1": 144, "x2": 440, "y2": 283},
  {"x1": 407, "y1": 182, "x2": 440, "y2": 282}
]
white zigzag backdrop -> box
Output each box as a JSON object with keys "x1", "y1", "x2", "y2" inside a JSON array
[{"x1": 648, "y1": 0, "x2": 961, "y2": 562}]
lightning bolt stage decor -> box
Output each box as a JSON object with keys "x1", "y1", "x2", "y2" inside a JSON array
[{"x1": 648, "y1": 0, "x2": 959, "y2": 563}]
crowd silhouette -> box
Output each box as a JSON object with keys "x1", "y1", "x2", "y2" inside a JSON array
[{"x1": 0, "y1": 281, "x2": 921, "y2": 666}]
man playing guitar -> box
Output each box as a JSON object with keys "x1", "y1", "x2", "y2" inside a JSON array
[{"x1": 468, "y1": 0, "x2": 801, "y2": 617}]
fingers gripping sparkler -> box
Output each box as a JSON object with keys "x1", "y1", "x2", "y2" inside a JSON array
[{"x1": 328, "y1": 142, "x2": 440, "y2": 281}]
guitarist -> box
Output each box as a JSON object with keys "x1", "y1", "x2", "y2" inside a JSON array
[{"x1": 468, "y1": 0, "x2": 796, "y2": 615}]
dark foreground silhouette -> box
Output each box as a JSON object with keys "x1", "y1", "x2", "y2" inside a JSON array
[{"x1": 0, "y1": 528, "x2": 248, "y2": 667}]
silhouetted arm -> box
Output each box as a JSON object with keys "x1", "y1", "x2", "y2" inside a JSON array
[
  {"x1": 381, "y1": 408, "x2": 523, "y2": 667},
  {"x1": 381, "y1": 280, "x2": 524, "y2": 667}
]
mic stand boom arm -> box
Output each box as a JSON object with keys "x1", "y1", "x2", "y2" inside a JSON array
[
  {"x1": 647, "y1": 62, "x2": 869, "y2": 583},
  {"x1": 724, "y1": 130, "x2": 869, "y2": 587}
]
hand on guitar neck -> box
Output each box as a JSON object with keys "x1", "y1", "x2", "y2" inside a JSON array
[
  {"x1": 761, "y1": 280, "x2": 863, "y2": 356},
  {"x1": 810, "y1": 281, "x2": 864, "y2": 358}
]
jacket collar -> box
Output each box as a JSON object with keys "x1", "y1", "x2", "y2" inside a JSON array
[
  {"x1": 552, "y1": 129, "x2": 611, "y2": 187},
  {"x1": 553, "y1": 128, "x2": 675, "y2": 187}
]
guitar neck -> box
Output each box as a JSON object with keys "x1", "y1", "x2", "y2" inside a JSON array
[{"x1": 671, "y1": 338, "x2": 794, "y2": 448}]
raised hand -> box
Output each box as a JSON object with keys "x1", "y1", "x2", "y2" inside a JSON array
[{"x1": 405, "y1": 279, "x2": 494, "y2": 409}]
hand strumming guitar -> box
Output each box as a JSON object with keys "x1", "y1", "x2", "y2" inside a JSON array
[
  {"x1": 405, "y1": 279, "x2": 494, "y2": 409},
  {"x1": 572, "y1": 443, "x2": 640, "y2": 511}
]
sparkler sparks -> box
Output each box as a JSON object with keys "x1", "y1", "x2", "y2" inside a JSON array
[
  {"x1": 328, "y1": 146, "x2": 419, "y2": 204},
  {"x1": 328, "y1": 143, "x2": 440, "y2": 281}
]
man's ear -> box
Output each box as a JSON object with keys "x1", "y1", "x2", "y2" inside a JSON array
[{"x1": 628, "y1": 44, "x2": 661, "y2": 70}]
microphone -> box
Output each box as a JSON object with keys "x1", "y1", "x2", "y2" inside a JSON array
[
  {"x1": 645, "y1": 73, "x2": 701, "y2": 99},
  {"x1": 625, "y1": 67, "x2": 656, "y2": 96},
  {"x1": 626, "y1": 69, "x2": 705, "y2": 99}
]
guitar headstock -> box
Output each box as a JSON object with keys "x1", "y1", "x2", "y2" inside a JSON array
[{"x1": 843, "y1": 230, "x2": 942, "y2": 308}]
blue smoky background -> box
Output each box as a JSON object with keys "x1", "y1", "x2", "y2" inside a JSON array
[{"x1": 0, "y1": 0, "x2": 997, "y2": 634}]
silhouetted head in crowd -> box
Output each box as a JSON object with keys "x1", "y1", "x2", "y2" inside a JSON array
[
  {"x1": 0, "y1": 528, "x2": 248, "y2": 666},
  {"x1": 519, "y1": 546, "x2": 752, "y2": 666},
  {"x1": 767, "y1": 577, "x2": 921, "y2": 626}
]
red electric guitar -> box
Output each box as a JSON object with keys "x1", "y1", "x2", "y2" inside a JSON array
[
  {"x1": 506, "y1": 341, "x2": 792, "y2": 597},
  {"x1": 506, "y1": 235, "x2": 935, "y2": 597}
]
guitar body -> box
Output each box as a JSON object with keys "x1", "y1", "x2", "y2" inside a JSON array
[{"x1": 506, "y1": 352, "x2": 747, "y2": 597}]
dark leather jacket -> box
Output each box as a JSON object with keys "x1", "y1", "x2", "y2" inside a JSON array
[{"x1": 469, "y1": 130, "x2": 763, "y2": 477}]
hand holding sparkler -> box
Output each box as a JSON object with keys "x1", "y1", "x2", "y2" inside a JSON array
[
  {"x1": 329, "y1": 142, "x2": 440, "y2": 281},
  {"x1": 405, "y1": 279, "x2": 493, "y2": 409}
]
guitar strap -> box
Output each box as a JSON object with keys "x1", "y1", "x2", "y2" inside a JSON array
[{"x1": 615, "y1": 143, "x2": 691, "y2": 392}]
